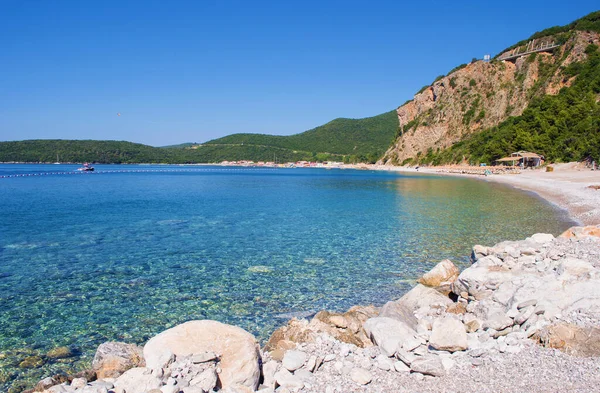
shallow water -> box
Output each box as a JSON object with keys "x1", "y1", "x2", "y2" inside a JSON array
[{"x1": 0, "y1": 164, "x2": 575, "y2": 390}]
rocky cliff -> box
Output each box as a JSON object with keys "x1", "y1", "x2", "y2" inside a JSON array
[{"x1": 380, "y1": 30, "x2": 600, "y2": 165}]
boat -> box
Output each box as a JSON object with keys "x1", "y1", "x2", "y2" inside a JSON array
[{"x1": 76, "y1": 163, "x2": 95, "y2": 172}]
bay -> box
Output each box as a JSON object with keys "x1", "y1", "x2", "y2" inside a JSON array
[{"x1": 0, "y1": 164, "x2": 574, "y2": 390}]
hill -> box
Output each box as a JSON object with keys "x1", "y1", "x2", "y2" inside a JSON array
[
  {"x1": 0, "y1": 111, "x2": 397, "y2": 164},
  {"x1": 199, "y1": 110, "x2": 398, "y2": 163},
  {"x1": 380, "y1": 10, "x2": 600, "y2": 166}
]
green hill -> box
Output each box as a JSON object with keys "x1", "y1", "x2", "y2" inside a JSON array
[
  {"x1": 200, "y1": 110, "x2": 398, "y2": 163},
  {"x1": 0, "y1": 110, "x2": 398, "y2": 164}
]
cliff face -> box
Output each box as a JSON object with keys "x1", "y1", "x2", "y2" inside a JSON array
[{"x1": 381, "y1": 31, "x2": 600, "y2": 165}]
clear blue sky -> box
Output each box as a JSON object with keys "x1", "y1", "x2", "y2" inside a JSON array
[{"x1": 0, "y1": 1, "x2": 598, "y2": 146}]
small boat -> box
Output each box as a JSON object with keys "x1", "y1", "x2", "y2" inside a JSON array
[{"x1": 77, "y1": 163, "x2": 95, "y2": 172}]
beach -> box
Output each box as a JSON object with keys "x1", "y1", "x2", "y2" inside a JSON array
[{"x1": 372, "y1": 162, "x2": 600, "y2": 226}]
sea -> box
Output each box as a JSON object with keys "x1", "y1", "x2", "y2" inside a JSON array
[{"x1": 0, "y1": 164, "x2": 575, "y2": 391}]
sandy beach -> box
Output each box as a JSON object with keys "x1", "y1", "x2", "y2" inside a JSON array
[{"x1": 373, "y1": 163, "x2": 600, "y2": 226}]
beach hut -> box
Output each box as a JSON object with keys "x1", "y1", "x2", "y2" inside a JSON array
[{"x1": 495, "y1": 151, "x2": 544, "y2": 168}]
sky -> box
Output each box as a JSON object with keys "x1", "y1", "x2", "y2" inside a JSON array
[{"x1": 0, "y1": 1, "x2": 598, "y2": 146}]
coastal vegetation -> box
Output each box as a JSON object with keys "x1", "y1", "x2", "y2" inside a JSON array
[
  {"x1": 420, "y1": 43, "x2": 600, "y2": 165},
  {"x1": 0, "y1": 111, "x2": 397, "y2": 164}
]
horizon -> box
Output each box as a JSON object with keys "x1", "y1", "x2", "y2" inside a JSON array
[{"x1": 1, "y1": 1, "x2": 598, "y2": 147}]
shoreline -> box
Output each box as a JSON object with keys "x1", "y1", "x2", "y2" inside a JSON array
[{"x1": 369, "y1": 163, "x2": 600, "y2": 226}]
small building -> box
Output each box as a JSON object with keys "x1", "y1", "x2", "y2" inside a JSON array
[{"x1": 495, "y1": 151, "x2": 544, "y2": 168}]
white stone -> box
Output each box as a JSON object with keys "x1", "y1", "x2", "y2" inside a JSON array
[
  {"x1": 282, "y1": 350, "x2": 306, "y2": 372},
  {"x1": 143, "y1": 320, "x2": 260, "y2": 390},
  {"x1": 528, "y1": 233, "x2": 554, "y2": 244},
  {"x1": 349, "y1": 368, "x2": 372, "y2": 385},
  {"x1": 113, "y1": 368, "x2": 162, "y2": 393},
  {"x1": 274, "y1": 368, "x2": 304, "y2": 390},
  {"x1": 429, "y1": 317, "x2": 468, "y2": 352},
  {"x1": 410, "y1": 356, "x2": 445, "y2": 377},
  {"x1": 394, "y1": 360, "x2": 410, "y2": 373},
  {"x1": 363, "y1": 317, "x2": 417, "y2": 356}
]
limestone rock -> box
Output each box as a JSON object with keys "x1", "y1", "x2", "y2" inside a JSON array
[
  {"x1": 92, "y1": 342, "x2": 145, "y2": 379},
  {"x1": 536, "y1": 323, "x2": 600, "y2": 357},
  {"x1": 349, "y1": 368, "x2": 372, "y2": 385},
  {"x1": 274, "y1": 368, "x2": 304, "y2": 390},
  {"x1": 559, "y1": 225, "x2": 600, "y2": 239},
  {"x1": 114, "y1": 367, "x2": 162, "y2": 393},
  {"x1": 281, "y1": 350, "x2": 306, "y2": 372},
  {"x1": 363, "y1": 317, "x2": 417, "y2": 356},
  {"x1": 428, "y1": 317, "x2": 468, "y2": 352},
  {"x1": 380, "y1": 284, "x2": 452, "y2": 329},
  {"x1": 46, "y1": 346, "x2": 75, "y2": 359},
  {"x1": 410, "y1": 356, "x2": 445, "y2": 377},
  {"x1": 143, "y1": 320, "x2": 261, "y2": 390},
  {"x1": 418, "y1": 259, "x2": 460, "y2": 288}
]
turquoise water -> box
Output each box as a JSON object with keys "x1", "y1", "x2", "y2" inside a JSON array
[{"x1": 0, "y1": 164, "x2": 574, "y2": 390}]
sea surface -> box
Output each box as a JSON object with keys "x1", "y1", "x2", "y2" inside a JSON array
[{"x1": 0, "y1": 164, "x2": 575, "y2": 391}]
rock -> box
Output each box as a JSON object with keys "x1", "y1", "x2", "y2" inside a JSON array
[
  {"x1": 559, "y1": 225, "x2": 600, "y2": 239},
  {"x1": 71, "y1": 378, "x2": 87, "y2": 389},
  {"x1": 401, "y1": 336, "x2": 422, "y2": 352},
  {"x1": 329, "y1": 315, "x2": 348, "y2": 329},
  {"x1": 418, "y1": 259, "x2": 460, "y2": 288},
  {"x1": 143, "y1": 320, "x2": 261, "y2": 390},
  {"x1": 393, "y1": 360, "x2": 410, "y2": 373},
  {"x1": 517, "y1": 299, "x2": 537, "y2": 309},
  {"x1": 46, "y1": 346, "x2": 75, "y2": 359},
  {"x1": 514, "y1": 307, "x2": 535, "y2": 325},
  {"x1": 34, "y1": 377, "x2": 57, "y2": 391},
  {"x1": 471, "y1": 245, "x2": 489, "y2": 261},
  {"x1": 556, "y1": 257, "x2": 594, "y2": 278},
  {"x1": 395, "y1": 349, "x2": 417, "y2": 366},
  {"x1": 262, "y1": 360, "x2": 279, "y2": 388},
  {"x1": 191, "y1": 351, "x2": 218, "y2": 364},
  {"x1": 266, "y1": 306, "x2": 378, "y2": 351},
  {"x1": 92, "y1": 342, "x2": 145, "y2": 379},
  {"x1": 114, "y1": 367, "x2": 162, "y2": 393},
  {"x1": 484, "y1": 312, "x2": 514, "y2": 331},
  {"x1": 274, "y1": 368, "x2": 304, "y2": 390},
  {"x1": 536, "y1": 323, "x2": 600, "y2": 357},
  {"x1": 381, "y1": 285, "x2": 453, "y2": 329},
  {"x1": 363, "y1": 317, "x2": 417, "y2": 356},
  {"x1": 410, "y1": 356, "x2": 445, "y2": 377},
  {"x1": 428, "y1": 317, "x2": 468, "y2": 352},
  {"x1": 375, "y1": 354, "x2": 393, "y2": 371},
  {"x1": 282, "y1": 350, "x2": 306, "y2": 372},
  {"x1": 441, "y1": 357, "x2": 455, "y2": 371},
  {"x1": 349, "y1": 368, "x2": 372, "y2": 385},
  {"x1": 464, "y1": 318, "x2": 481, "y2": 333},
  {"x1": 527, "y1": 233, "x2": 554, "y2": 244},
  {"x1": 189, "y1": 368, "x2": 218, "y2": 392},
  {"x1": 19, "y1": 355, "x2": 44, "y2": 368}
]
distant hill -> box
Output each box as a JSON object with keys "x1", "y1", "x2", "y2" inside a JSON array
[
  {"x1": 0, "y1": 111, "x2": 398, "y2": 164},
  {"x1": 198, "y1": 110, "x2": 398, "y2": 163}
]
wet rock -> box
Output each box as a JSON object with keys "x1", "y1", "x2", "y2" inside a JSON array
[
  {"x1": 143, "y1": 320, "x2": 261, "y2": 390},
  {"x1": 46, "y1": 346, "x2": 75, "y2": 359},
  {"x1": 19, "y1": 355, "x2": 44, "y2": 369},
  {"x1": 92, "y1": 342, "x2": 145, "y2": 379}
]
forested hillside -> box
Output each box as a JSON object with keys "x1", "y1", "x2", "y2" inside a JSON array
[
  {"x1": 381, "y1": 10, "x2": 600, "y2": 166},
  {"x1": 202, "y1": 110, "x2": 398, "y2": 163}
]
